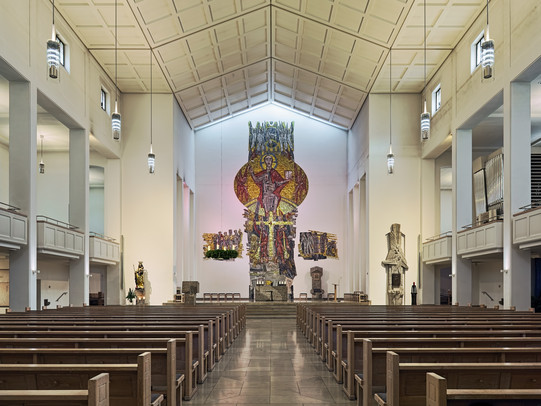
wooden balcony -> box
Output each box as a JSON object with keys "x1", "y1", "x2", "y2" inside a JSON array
[
  {"x1": 0, "y1": 203, "x2": 27, "y2": 250},
  {"x1": 422, "y1": 233, "x2": 452, "y2": 264},
  {"x1": 513, "y1": 205, "x2": 541, "y2": 250},
  {"x1": 37, "y1": 216, "x2": 84, "y2": 259},
  {"x1": 89, "y1": 232, "x2": 120, "y2": 265},
  {"x1": 457, "y1": 220, "x2": 503, "y2": 259}
]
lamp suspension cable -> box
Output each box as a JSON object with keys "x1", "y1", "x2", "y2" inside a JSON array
[
  {"x1": 148, "y1": 49, "x2": 155, "y2": 174},
  {"x1": 387, "y1": 49, "x2": 394, "y2": 174},
  {"x1": 420, "y1": 0, "x2": 430, "y2": 141},
  {"x1": 481, "y1": 0, "x2": 494, "y2": 79},
  {"x1": 112, "y1": 0, "x2": 121, "y2": 141}
]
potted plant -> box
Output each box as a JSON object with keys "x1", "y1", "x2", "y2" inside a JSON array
[{"x1": 126, "y1": 288, "x2": 136, "y2": 304}]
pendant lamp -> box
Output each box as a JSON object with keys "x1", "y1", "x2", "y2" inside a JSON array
[
  {"x1": 112, "y1": 0, "x2": 121, "y2": 141},
  {"x1": 387, "y1": 50, "x2": 394, "y2": 175},
  {"x1": 481, "y1": 0, "x2": 495, "y2": 79},
  {"x1": 46, "y1": 0, "x2": 60, "y2": 79},
  {"x1": 39, "y1": 135, "x2": 45, "y2": 174},
  {"x1": 420, "y1": 0, "x2": 430, "y2": 141},
  {"x1": 148, "y1": 49, "x2": 155, "y2": 174}
]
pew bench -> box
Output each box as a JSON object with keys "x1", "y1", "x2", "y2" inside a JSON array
[
  {"x1": 0, "y1": 335, "x2": 196, "y2": 401},
  {"x1": 353, "y1": 340, "x2": 541, "y2": 405},
  {"x1": 0, "y1": 352, "x2": 161, "y2": 406},
  {"x1": 426, "y1": 372, "x2": 541, "y2": 406},
  {"x1": 374, "y1": 352, "x2": 541, "y2": 406},
  {"x1": 0, "y1": 340, "x2": 184, "y2": 406},
  {"x1": 0, "y1": 372, "x2": 109, "y2": 405}
]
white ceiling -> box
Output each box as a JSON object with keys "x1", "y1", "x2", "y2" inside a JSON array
[
  {"x1": 2, "y1": 0, "x2": 540, "y2": 153},
  {"x1": 55, "y1": 0, "x2": 488, "y2": 129}
]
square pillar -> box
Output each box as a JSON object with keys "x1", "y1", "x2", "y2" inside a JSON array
[
  {"x1": 503, "y1": 82, "x2": 531, "y2": 310},
  {"x1": 8, "y1": 81, "x2": 37, "y2": 311},
  {"x1": 69, "y1": 128, "x2": 89, "y2": 306},
  {"x1": 452, "y1": 129, "x2": 473, "y2": 305}
]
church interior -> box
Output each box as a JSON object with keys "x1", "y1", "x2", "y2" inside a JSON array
[{"x1": 2, "y1": 1, "x2": 541, "y2": 404}]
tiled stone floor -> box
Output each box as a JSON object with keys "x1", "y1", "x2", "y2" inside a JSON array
[{"x1": 189, "y1": 318, "x2": 356, "y2": 405}]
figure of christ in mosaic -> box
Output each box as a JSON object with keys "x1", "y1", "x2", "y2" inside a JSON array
[{"x1": 235, "y1": 121, "x2": 308, "y2": 285}]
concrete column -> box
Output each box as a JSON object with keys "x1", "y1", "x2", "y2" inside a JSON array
[
  {"x1": 452, "y1": 129, "x2": 473, "y2": 305},
  {"x1": 503, "y1": 82, "x2": 531, "y2": 310},
  {"x1": 359, "y1": 177, "x2": 368, "y2": 293},
  {"x1": 68, "y1": 128, "x2": 89, "y2": 306},
  {"x1": 104, "y1": 158, "x2": 122, "y2": 304},
  {"x1": 420, "y1": 158, "x2": 436, "y2": 304},
  {"x1": 8, "y1": 81, "x2": 37, "y2": 311}
]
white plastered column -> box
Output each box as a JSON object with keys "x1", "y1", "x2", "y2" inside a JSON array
[
  {"x1": 69, "y1": 128, "x2": 89, "y2": 306},
  {"x1": 8, "y1": 81, "x2": 38, "y2": 311},
  {"x1": 503, "y1": 82, "x2": 531, "y2": 310},
  {"x1": 452, "y1": 129, "x2": 473, "y2": 305}
]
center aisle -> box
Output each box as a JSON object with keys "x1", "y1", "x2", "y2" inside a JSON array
[{"x1": 190, "y1": 318, "x2": 356, "y2": 405}]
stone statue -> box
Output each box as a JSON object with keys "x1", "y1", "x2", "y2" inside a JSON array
[{"x1": 381, "y1": 224, "x2": 408, "y2": 305}]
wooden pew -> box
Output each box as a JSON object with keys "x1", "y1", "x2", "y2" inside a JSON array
[
  {"x1": 0, "y1": 352, "x2": 161, "y2": 406},
  {"x1": 0, "y1": 321, "x2": 213, "y2": 381},
  {"x1": 426, "y1": 372, "x2": 541, "y2": 406},
  {"x1": 331, "y1": 325, "x2": 541, "y2": 384},
  {"x1": 0, "y1": 327, "x2": 206, "y2": 388},
  {"x1": 354, "y1": 340, "x2": 541, "y2": 406},
  {"x1": 0, "y1": 342, "x2": 183, "y2": 406},
  {"x1": 374, "y1": 351, "x2": 541, "y2": 406},
  {"x1": 0, "y1": 335, "x2": 196, "y2": 401},
  {"x1": 0, "y1": 372, "x2": 109, "y2": 405}
]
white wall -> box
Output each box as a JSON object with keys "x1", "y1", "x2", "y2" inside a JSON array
[
  {"x1": 37, "y1": 259, "x2": 70, "y2": 308},
  {"x1": 195, "y1": 104, "x2": 348, "y2": 297},
  {"x1": 367, "y1": 93, "x2": 423, "y2": 305},
  {"x1": 473, "y1": 261, "x2": 504, "y2": 307},
  {"x1": 35, "y1": 151, "x2": 69, "y2": 222},
  {"x1": 0, "y1": 0, "x2": 122, "y2": 158},
  {"x1": 120, "y1": 93, "x2": 175, "y2": 304}
]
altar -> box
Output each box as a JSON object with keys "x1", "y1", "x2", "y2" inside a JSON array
[{"x1": 254, "y1": 285, "x2": 288, "y2": 301}]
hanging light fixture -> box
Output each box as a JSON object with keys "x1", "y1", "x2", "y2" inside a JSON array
[
  {"x1": 387, "y1": 50, "x2": 394, "y2": 175},
  {"x1": 420, "y1": 0, "x2": 430, "y2": 141},
  {"x1": 39, "y1": 135, "x2": 45, "y2": 174},
  {"x1": 111, "y1": 0, "x2": 121, "y2": 141},
  {"x1": 46, "y1": 0, "x2": 60, "y2": 79},
  {"x1": 481, "y1": 0, "x2": 494, "y2": 79},
  {"x1": 147, "y1": 49, "x2": 155, "y2": 174}
]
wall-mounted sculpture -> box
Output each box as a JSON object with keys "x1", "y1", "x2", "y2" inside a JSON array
[
  {"x1": 234, "y1": 121, "x2": 308, "y2": 286},
  {"x1": 202, "y1": 229, "x2": 243, "y2": 257},
  {"x1": 298, "y1": 230, "x2": 338, "y2": 260},
  {"x1": 381, "y1": 224, "x2": 408, "y2": 305}
]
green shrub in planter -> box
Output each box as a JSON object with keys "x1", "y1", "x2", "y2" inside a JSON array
[{"x1": 205, "y1": 249, "x2": 239, "y2": 260}]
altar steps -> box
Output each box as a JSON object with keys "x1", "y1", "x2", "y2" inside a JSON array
[{"x1": 245, "y1": 302, "x2": 297, "y2": 319}]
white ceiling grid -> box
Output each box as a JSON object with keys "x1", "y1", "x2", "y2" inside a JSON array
[{"x1": 54, "y1": 0, "x2": 488, "y2": 129}]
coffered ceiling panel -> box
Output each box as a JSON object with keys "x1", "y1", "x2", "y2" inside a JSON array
[{"x1": 53, "y1": 0, "x2": 488, "y2": 129}]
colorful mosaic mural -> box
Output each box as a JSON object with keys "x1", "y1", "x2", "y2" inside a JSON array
[
  {"x1": 202, "y1": 229, "x2": 243, "y2": 257},
  {"x1": 234, "y1": 121, "x2": 308, "y2": 283},
  {"x1": 298, "y1": 230, "x2": 338, "y2": 260}
]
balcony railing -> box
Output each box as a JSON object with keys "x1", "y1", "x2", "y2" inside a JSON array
[
  {"x1": 422, "y1": 232, "x2": 452, "y2": 264},
  {"x1": 457, "y1": 219, "x2": 503, "y2": 259},
  {"x1": 513, "y1": 204, "x2": 541, "y2": 250},
  {"x1": 36, "y1": 216, "x2": 84, "y2": 259},
  {"x1": 0, "y1": 202, "x2": 27, "y2": 249},
  {"x1": 89, "y1": 232, "x2": 120, "y2": 265}
]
